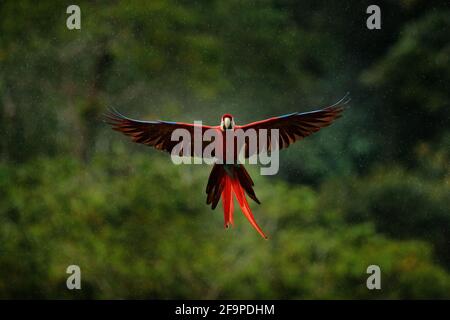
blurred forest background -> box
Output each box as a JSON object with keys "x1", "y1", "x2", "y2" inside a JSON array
[{"x1": 0, "y1": 0, "x2": 449, "y2": 299}]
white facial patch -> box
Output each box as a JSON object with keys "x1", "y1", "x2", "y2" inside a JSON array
[{"x1": 224, "y1": 117, "x2": 231, "y2": 129}]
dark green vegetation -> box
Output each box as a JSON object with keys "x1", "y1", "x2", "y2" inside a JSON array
[{"x1": 0, "y1": 1, "x2": 449, "y2": 298}]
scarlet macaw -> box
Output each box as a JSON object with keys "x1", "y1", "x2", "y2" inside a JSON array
[{"x1": 105, "y1": 94, "x2": 349, "y2": 239}]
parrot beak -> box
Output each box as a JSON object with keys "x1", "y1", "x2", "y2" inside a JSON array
[{"x1": 224, "y1": 117, "x2": 231, "y2": 129}]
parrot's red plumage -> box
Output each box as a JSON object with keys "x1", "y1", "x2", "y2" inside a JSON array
[
  {"x1": 105, "y1": 94, "x2": 349, "y2": 238},
  {"x1": 206, "y1": 163, "x2": 265, "y2": 238}
]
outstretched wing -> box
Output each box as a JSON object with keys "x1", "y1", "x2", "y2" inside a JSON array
[
  {"x1": 105, "y1": 108, "x2": 217, "y2": 157},
  {"x1": 237, "y1": 94, "x2": 349, "y2": 156}
]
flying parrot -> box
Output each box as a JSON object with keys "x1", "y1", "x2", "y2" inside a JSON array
[{"x1": 105, "y1": 94, "x2": 349, "y2": 239}]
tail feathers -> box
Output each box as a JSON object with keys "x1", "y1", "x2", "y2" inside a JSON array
[
  {"x1": 234, "y1": 165, "x2": 260, "y2": 204},
  {"x1": 221, "y1": 176, "x2": 234, "y2": 228},
  {"x1": 206, "y1": 164, "x2": 226, "y2": 209},
  {"x1": 207, "y1": 164, "x2": 267, "y2": 239},
  {"x1": 230, "y1": 178, "x2": 267, "y2": 239}
]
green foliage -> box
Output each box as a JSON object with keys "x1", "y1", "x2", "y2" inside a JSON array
[
  {"x1": 361, "y1": 10, "x2": 450, "y2": 161},
  {"x1": 1, "y1": 155, "x2": 449, "y2": 299},
  {"x1": 320, "y1": 139, "x2": 450, "y2": 267}
]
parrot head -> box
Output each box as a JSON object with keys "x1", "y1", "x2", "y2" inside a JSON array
[{"x1": 221, "y1": 114, "x2": 235, "y2": 130}]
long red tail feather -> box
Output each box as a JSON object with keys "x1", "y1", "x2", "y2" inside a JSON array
[
  {"x1": 208, "y1": 164, "x2": 267, "y2": 239},
  {"x1": 221, "y1": 176, "x2": 234, "y2": 228},
  {"x1": 230, "y1": 178, "x2": 268, "y2": 239}
]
